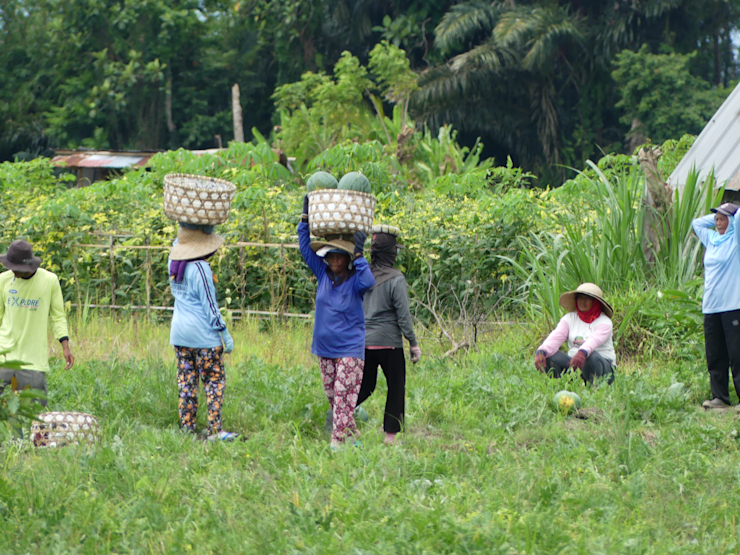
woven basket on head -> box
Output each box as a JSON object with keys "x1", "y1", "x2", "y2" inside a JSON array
[
  {"x1": 31, "y1": 411, "x2": 101, "y2": 448},
  {"x1": 163, "y1": 173, "x2": 237, "y2": 225},
  {"x1": 308, "y1": 189, "x2": 376, "y2": 237}
]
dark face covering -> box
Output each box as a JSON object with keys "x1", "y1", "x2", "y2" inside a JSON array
[{"x1": 369, "y1": 233, "x2": 403, "y2": 288}]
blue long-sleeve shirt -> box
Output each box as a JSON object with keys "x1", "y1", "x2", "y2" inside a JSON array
[
  {"x1": 298, "y1": 221, "x2": 375, "y2": 359},
  {"x1": 169, "y1": 259, "x2": 227, "y2": 348},
  {"x1": 692, "y1": 209, "x2": 740, "y2": 314}
]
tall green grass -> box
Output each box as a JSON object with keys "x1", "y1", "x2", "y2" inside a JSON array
[{"x1": 504, "y1": 165, "x2": 722, "y2": 330}]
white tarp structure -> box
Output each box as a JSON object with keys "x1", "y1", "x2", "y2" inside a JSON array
[{"x1": 668, "y1": 81, "x2": 740, "y2": 194}]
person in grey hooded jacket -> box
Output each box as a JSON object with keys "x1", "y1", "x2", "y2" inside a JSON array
[{"x1": 356, "y1": 225, "x2": 421, "y2": 444}]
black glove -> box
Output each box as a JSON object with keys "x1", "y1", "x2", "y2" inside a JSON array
[
  {"x1": 354, "y1": 231, "x2": 367, "y2": 256},
  {"x1": 302, "y1": 195, "x2": 309, "y2": 222}
]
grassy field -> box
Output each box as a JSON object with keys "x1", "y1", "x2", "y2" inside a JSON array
[{"x1": 2, "y1": 315, "x2": 740, "y2": 554}]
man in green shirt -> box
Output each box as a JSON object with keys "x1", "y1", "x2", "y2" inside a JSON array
[{"x1": 0, "y1": 240, "x2": 74, "y2": 406}]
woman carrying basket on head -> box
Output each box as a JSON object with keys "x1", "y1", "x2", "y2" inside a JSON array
[
  {"x1": 298, "y1": 195, "x2": 375, "y2": 449},
  {"x1": 692, "y1": 203, "x2": 740, "y2": 411},
  {"x1": 534, "y1": 283, "x2": 616, "y2": 385},
  {"x1": 169, "y1": 225, "x2": 237, "y2": 441},
  {"x1": 356, "y1": 225, "x2": 421, "y2": 445}
]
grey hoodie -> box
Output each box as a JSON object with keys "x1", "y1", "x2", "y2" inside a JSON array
[{"x1": 363, "y1": 274, "x2": 418, "y2": 348}]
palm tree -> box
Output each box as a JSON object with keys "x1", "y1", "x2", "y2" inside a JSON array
[{"x1": 414, "y1": 0, "x2": 705, "y2": 178}]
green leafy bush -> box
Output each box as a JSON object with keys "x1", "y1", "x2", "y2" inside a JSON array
[{"x1": 0, "y1": 138, "x2": 542, "y2": 319}]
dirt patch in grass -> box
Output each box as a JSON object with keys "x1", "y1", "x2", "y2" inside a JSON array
[{"x1": 575, "y1": 407, "x2": 605, "y2": 421}]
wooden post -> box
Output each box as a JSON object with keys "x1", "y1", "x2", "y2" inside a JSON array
[
  {"x1": 71, "y1": 246, "x2": 83, "y2": 320},
  {"x1": 145, "y1": 236, "x2": 151, "y2": 318},
  {"x1": 280, "y1": 241, "x2": 287, "y2": 315},
  {"x1": 109, "y1": 233, "x2": 116, "y2": 308},
  {"x1": 239, "y1": 234, "x2": 246, "y2": 310},
  {"x1": 232, "y1": 84, "x2": 244, "y2": 143}
]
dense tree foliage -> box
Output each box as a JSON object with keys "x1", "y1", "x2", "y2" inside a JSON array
[
  {"x1": 415, "y1": 0, "x2": 739, "y2": 180},
  {"x1": 1, "y1": 0, "x2": 737, "y2": 180}
]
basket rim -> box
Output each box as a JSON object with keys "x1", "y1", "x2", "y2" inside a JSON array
[
  {"x1": 164, "y1": 173, "x2": 237, "y2": 192},
  {"x1": 308, "y1": 189, "x2": 376, "y2": 200}
]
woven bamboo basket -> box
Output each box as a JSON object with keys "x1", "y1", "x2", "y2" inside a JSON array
[
  {"x1": 163, "y1": 173, "x2": 237, "y2": 225},
  {"x1": 308, "y1": 189, "x2": 375, "y2": 237},
  {"x1": 31, "y1": 411, "x2": 101, "y2": 448}
]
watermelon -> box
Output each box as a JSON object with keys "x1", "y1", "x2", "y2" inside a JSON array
[
  {"x1": 307, "y1": 171, "x2": 338, "y2": 192},
  {"x1": 552, "y1": 390, "x2": 581, "y2": 415},
  {"x1": 338, "y1": 171, "x2": 371, "y2": 193}
]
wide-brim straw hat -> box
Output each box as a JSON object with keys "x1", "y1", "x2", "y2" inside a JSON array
[
  {"x1": 559, "y1": 283, "x2": 613, "y2": 318},
  {"x1": 170, "y1": 228, "x2": 224, "y2": 261},
  {"x1": 310, "y1": 234, "x2": 355, "y2": 259},
  {"x1": 0, "y1": 240, "x2": 41, "y2": 272}
]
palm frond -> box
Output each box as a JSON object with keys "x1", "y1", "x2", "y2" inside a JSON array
[
  {"x1": 435, "y1": 1, "x2": 505, "y2": 53},
  {"x1": 448, "y1": 37, "x2": 517, "y2": 73},
  {"x1": 414, "y1": 64, "x2": 494, "y2": 108},
  {"x1": 529, "y1": 78, "x2": 560, "y2": 165},
  {"x1": 412, "y1": 66, "x2": 545, "y2": 168},
  {"x1": 520, "y1": 8, "x2": 585, "y2": 72},
  {"x1": 641, "y1": 0, "x2": 682, "y2": 19},
  {"x1": 493, "y1": 7, "x2": 535, "y2": 49}
]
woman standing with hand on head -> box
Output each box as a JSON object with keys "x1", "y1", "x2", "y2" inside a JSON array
[
  {"x1": 298, "y1": 195, "x2": 375, "y2": 449},
  {"x1": 692, "y1": 203, "x2": 740, "y2": 411}
]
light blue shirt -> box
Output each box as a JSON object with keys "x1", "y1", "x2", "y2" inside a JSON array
[
  {"x1": 169, "y1": 260, "x2": 227, "y2": 348},
  {"x1": 692, "y1": 210, "x2": 740, "y2": 314}
]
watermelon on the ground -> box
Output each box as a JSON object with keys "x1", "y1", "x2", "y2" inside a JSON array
[
  {"x1": 338, "y1": 171, "x2": 371, "y2": 193},
  {"x1": 552, "y1": 390, "x2": 581, "y2": 415},
  {"x1": 307, "y1": 171, "x2": 338, "y2": 192}
]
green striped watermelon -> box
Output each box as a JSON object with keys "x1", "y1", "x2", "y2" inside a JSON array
[
  {"x1": 307, "y1": 171, "x2": 338, "y2": 192},
  {"x1": 552, "y1": 390, "x2": 581, "y2": 415},
  {"x1": 338, "y1": 171, "x2": 371, "y2": 193}
]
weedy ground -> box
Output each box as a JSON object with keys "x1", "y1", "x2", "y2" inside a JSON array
[{"x1": 2, "y1": 315, "x2": 740, "y2": 554}]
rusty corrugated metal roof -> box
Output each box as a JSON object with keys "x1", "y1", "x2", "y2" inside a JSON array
[
  {"x1": 51, "y1": 148, "x2": 233, "y2": 169},
  {"x1": 668, "y1": 82, "x2": 740, "y2": 192},
  {"x1": 51, "y1": 150, "x2": 159, "y2": 169}
]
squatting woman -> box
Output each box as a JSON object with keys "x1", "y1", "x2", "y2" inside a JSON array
[{"x1": 534, "y1": 283, "x2": 616, "y2": 385}]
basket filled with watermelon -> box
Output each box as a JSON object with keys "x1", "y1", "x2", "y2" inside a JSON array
[{"x1": 306, "y1": 171, "x2": 375, "y2": 237}]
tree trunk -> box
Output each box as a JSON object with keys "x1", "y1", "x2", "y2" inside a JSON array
[
  {"x1": 714, "y1": 29, "x2": 722, "y2": 86},
  {"x1": 638, "y1": 146, "x2": 673, "y2": 263},
  {"x1": 166, "y1": 75, "x2": 175, "y2": 133},
  {"x1": 232, "y1": 84, "x2": 244, "y2": 143}
]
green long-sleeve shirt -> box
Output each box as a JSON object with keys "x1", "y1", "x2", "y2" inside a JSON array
[{"x1": 0, "y1": 269, "x2": 69, "y2": 371}]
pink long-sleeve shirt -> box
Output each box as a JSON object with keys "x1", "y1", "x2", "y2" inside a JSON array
[{"x1": 537, "y1": 312, "x2": 616, "y2": 363}]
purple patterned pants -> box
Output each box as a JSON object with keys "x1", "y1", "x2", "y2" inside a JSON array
[{"x1": 319, "y1": 357, "x2": 364, "y2": 443}]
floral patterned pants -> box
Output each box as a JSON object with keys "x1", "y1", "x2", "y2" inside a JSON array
[
  {"x1": 319, "y1": 356, "x2": 364, "y2": 443},
  {"x1": 175, "y1": 346, "x2": 225, "y2": 435}
]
